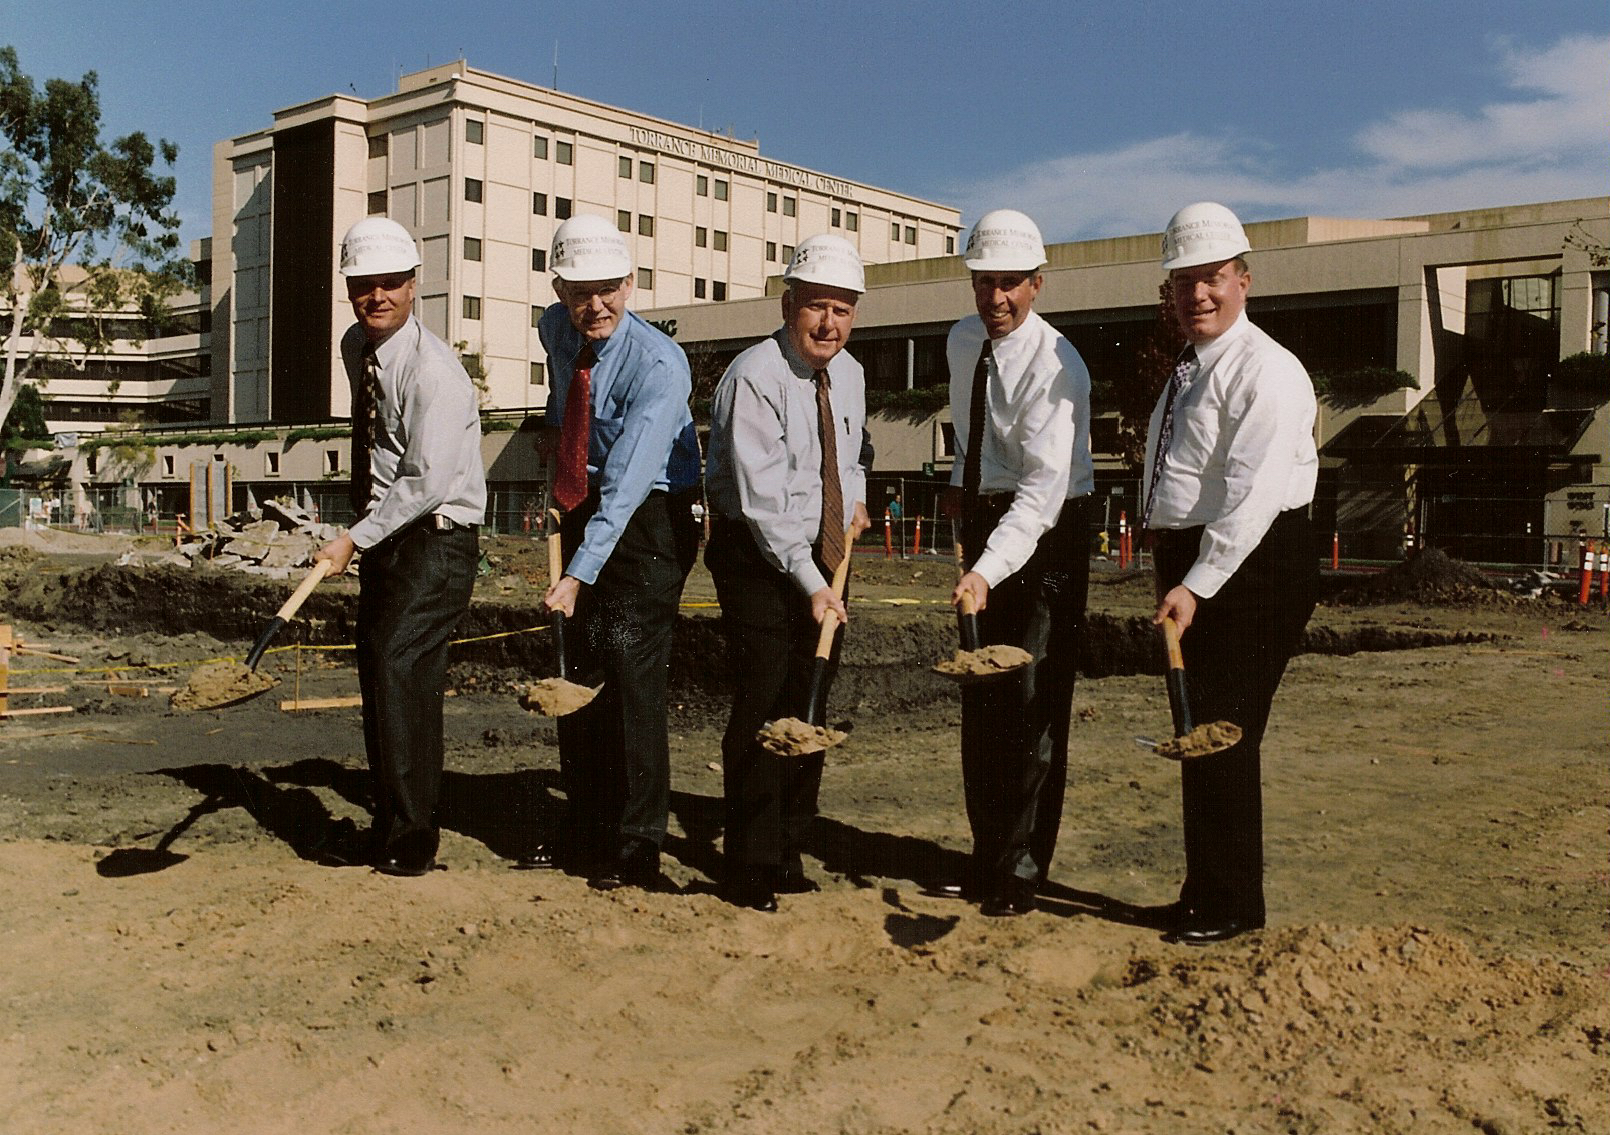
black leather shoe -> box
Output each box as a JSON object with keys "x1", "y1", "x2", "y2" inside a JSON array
[
  {"x1": 512, "y1": 843, "x2": 562, "y2": 871},
  {"x1": 981, "y1": 876, "x2": 1036, "y2": 917},
  {"x1": 373, "y1": 829, "x2": 439, "y2": 877},
  {"x1": 722, "y1": 876, "x2": 778, "y2": 913},
  {"x1": 1164, "y1": 917, "x2": 1263, "y2": 946},
  {"x1": 772, "y1": 868, "x2": 820, "y2": 895},
  {"x1": 589, "y1": 841, "x2": 662, "y2": 892}
]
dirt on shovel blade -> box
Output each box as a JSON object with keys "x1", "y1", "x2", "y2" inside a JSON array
[
  {"x1": 170, "y1": 659, "x2": 278, "y2": 712},
  {"x1": 1154, "y1": 719, "x2": 1243, "y2": 760},
  {"x1": 757, "y1": 716, "x2": 846, "y2": 757},
  {"x1": 520, "y1": 677, "x2": 602, "y2": 716},
  {"x1": 931, "y1": 643, "x2": 1032, "y2": 678}
]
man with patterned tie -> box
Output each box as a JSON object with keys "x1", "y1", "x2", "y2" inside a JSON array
[
  {"x1": 315, "y1": 217, "x2": 487, "y2": 877},
  {"x1": 704, "y1": 235, "x2": 871, "y2": 912},
  {"x1": 943, "y1": 209, "x2": 1094, "y2": 917},
  {"x1": 535, "y1": 214, "x2": 701, "y2": 892},
  {"x1": 1143, "y1": 202, "x2": 1318, "y2": 945}
]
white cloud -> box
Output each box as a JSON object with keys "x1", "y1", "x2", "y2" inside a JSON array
[{"x1": 946, "y1": 32, "x2": 1609, "y2": 242}]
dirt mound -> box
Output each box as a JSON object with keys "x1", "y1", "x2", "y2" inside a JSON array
[{"x1": 1331, "y1": 546, "x2": 1502, "y2": 606}]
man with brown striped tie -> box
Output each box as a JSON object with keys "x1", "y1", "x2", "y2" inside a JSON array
[{"x1": 705, "y1": 235, "x2": 872, "y2": 912}]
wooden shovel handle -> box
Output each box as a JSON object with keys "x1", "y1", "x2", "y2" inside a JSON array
[
  {"x1": 1161, "y1": 616, "x2": 1185, "y2": 671},
  {"x1": 813, "y1": 527, "x2": 855, "y2": 660},
  {"x1": 276, "y1": 559, "x2": 335, "y2": 621},
  {"x1": 545, "y1": 508, "x2": 564, "y2": 588}
]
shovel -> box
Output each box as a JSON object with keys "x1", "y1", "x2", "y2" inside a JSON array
[
  {"x1": 1142, "y1": 616, "x2": 1242, "y2": 760},
  {"x1": 172, "y1": 560, "x2": 335, "y2": 711},
  {"x1": 931, "y1": 540, "x2": 1030, "y2": 682},
  {"x1": 520, "y1": 508, "x2": 602, "y2": 716},
  {"x1": 757, "y1": 527, "x2": 854, "y2": 757}
]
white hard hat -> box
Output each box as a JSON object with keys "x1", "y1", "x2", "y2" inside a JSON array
[
  {"x1": 340, "y1": 217, "x2": 421, "y2": 277},
  {"x1": 783, "y1": 233, "x2": 865, "y2": 293},
  {"x1": 962, "y1": 209, "x2": 1046, "y2": 272},
  {"x1": 1161, "y1": 202, "x2": 1250, "y2": 272},
  {"x1": 550, "y1": 214, "x2": 633, "y2": 281}
]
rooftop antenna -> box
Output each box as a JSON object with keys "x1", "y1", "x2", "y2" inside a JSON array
[{"x1": 552, "y1": 41, "x2": 559, "y2": 89}]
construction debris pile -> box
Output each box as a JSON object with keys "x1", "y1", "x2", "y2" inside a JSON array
[{"x1": 163, "y1": 499, "x2": 342, "y2": 578}]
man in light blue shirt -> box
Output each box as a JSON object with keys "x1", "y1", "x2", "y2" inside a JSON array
[{"x1": 535, "y1": 214, "x2": 700, "y2": 892}]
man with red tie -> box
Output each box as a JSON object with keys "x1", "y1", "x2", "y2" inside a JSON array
[
  {"x1": 704, "y1": 235, "x2": 872, "y2": 912},
  {"x1": 316, "y1": 217, "x2": 486, "y2": 877},
  {"x1": 535, "y1": 214, "x2": 701, "y2": 892},
  {"x1": 1143, "y1": 202, "x2": 1318, "y2": 945}
]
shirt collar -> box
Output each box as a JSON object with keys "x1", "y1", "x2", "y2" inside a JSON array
[
  {"x1": 370, "y1": 316, "x2": 417, "y2": 370},
  {"x1": 775, "y1": 327, "x2": 824, "y2": 381},
  {"x1": 1189, "y1": 310, "x2": 1251, "y2": 371}
]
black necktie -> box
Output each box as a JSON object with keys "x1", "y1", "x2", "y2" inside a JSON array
[
  {"x1": 1143, "y1": 347, "x2": 1196, "y2": 529},
  {"x1": 816, "y1": 369, "x2": 845, "y2": 573},
  {"x1": 350, "y1": 346, "x2": 380, "y2": 515},
  {"x1": 962, "y1": 339, "x2": 992, "y2": 501}
]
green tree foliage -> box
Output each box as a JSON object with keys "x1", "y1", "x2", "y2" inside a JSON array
[
  {"x1": 1308, "y1": 366, "x2": 1417, "y2": 408},
  {"x1": 0, "y1": 380, "x2": 48, "y2": 448},
  {"x1": 0, "y1": 46, "x2": 188, "y2": 437}
]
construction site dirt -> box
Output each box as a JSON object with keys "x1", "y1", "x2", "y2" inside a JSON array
[{"x1": 1, "y1": 529, "x2": 1605, "y2": 1134}]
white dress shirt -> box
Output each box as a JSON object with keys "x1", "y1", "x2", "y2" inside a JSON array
[
  {"x1": 946, "y1": 310, "x2": 1094, "y2": 587},
  {"x1": 706, "y1": 330, "x2": 868, "y2": 597},
  {"x1": 1141, "y1": 312, "x2": 1318, "y2": 598}
]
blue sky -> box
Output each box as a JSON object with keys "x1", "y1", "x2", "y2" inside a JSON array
[{"x1": 4, "y1": 0, "x2": 1605, "y2": 246}]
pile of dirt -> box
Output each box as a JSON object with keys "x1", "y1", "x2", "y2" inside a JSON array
[{"x1": 1330, "y1": 546, "x2": 1504, "y2": 606}]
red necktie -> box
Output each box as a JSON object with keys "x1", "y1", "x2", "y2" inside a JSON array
[{"x1": 553, "y1": 342, "x2": 596, "y2": 511}]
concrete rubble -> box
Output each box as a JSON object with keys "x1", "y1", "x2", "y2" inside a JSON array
[{"x1": 160, "y1": 498, "x2": 341, "y2": 578}]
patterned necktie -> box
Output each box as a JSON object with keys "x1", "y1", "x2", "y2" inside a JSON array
[
  {"x1": 1143, "y1": 346, "x2": 1196, "y2": 529},
  {"x1": 553, "y1": 342, "x2": 596, "y2": 511},
  {"x1": 816, "y1": 368, "x2": 846, "y2": 574},
  {"x1": 961, "y1": 339, "x2": 993, "y2": 501},
  {"x1": 350, "y1": 346, "x2": 380, "y2": 515}
]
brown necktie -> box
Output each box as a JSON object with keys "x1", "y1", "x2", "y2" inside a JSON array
[
  {"x1": 816, "y1": 368, "x2": 845, "y2": 574},
  {"x1": 961, "y1": 339, "x2": 992, "y2": 501},
  {"x1": 1143, "y1": 346, "x2": 1196, "y2": 529},
  {"x1": 350, "y1": 346, "x2": 380, "y2": 515},
  {"x1": 553, "y1": 342, "x2": 596, "y2": 511}
]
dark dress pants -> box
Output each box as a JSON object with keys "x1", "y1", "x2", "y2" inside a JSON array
[
  {"x1": 960, "y1": 495, "x2": 1091, "y2": 893},
  {"x1": 557, "y1": 490, "x2": 688, "y2": 857},
  {"x1": 706, "y1": 519, "x2": 839, "y2": 878},
  {"x1": 1153, "y1": 508, "x2": 1317, "y2": 924},
  {"x1": 356, "y1": 520, "x2": 478, "y2": 855}
]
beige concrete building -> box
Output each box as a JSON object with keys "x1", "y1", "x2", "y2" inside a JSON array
[{"x1": 210, "y1": 61, "x2": 961, "y2": 425}]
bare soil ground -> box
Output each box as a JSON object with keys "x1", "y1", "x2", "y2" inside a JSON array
[{"x1": 1, "y1": 530, "x2": 1605, "y2": 1134}]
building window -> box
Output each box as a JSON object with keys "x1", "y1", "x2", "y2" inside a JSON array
[
  {"x1": 782, "y1": 244, "x2": 794, "y2": 262},
  {"x1": 530, "y1": 361, "x2": 545, "y2": 385},
  {"x1": 695, "y1": 226, "x2": 707, "y2": 248},
  {"x1": 87, "y1": 452, "x2": 98, "y2": 475},
  {"x1": 556, "y1": 140, "x2": 573, "y2": 165},
  {"x1": 766, "y1": 192, "x2": 777, "y2": 213},
  {"x1": 367, "y1": 190, "x2": 387, "y2": 215},
  {"x1": 325, "y1": 449, "x2": 340, "y2": 476},
  {"x1": 265, "y1": 452, "x2": 281, "y2": 477},
  {"x1": 714, "y1": 179, "x2": 729, "y2": 201},
  {"x1": 368, "y1": 134, "x2": 388, "y2": 159},
  {"x1": 783, "y1": 196, "x2": 796, "y2": 217},
  {"x1": 905, "y1": 225, "x2": 917, "y2": 245},
  {"x1": 694, "y1": 278, "x2": 706, "y2": 299},
  {"x1": 713, "y1": 281, "x2": 727, "y2": 301},
  {"x1": 531, "y1": 305, "x2": 542, "y2": 327},
  {"x1": 766, "y1": 241, "x2": 777, "y2": 261},
  {"x1": 696, "y1": 175, "x2": 708, "y2": 196},
  {"x1": 555, "y1": 197, "x2": 572, "y2": 220},
  {"x1": 891, "y1": 221, "x2": 901, "y2": 240},
  {"x1": 463, "y1": 295, "x2": 482, "y2": 320},
  {"x1": 161, "y1": 454, "x2": 176, "y2": 478},
  {"x1": 831, "y1": 208, "x2": 841, "y2": 227},
  {"x1": 533, "y1": 191, "x2": 548, "y2": 215},
  {"x1": 617, "y1": 210, "x2": 631, "y2": 232},
  {"x1": 533, "y1": 136, "x2": 548, "y2": 159},
  {"x1": 464, "y1": 236, "x2": 482, "y2": 261},
  {"x1": 637, "y1": 215, "x2": 654, "y2": 237},
  {"x1": 466, "y1": 119, "x2": 483, "y2": 145},
  {"x1": 846, "y1": 212, "x2": 858, "y2": 232},
  {"x1": 531, "y1": 248, "x2": 547, "y2": 272},
  {"x1": 638, "y1": 267, "x2": 653, "y2": 289},
  {"x1": 714, "y1": 230, "x2": 728, "y2": 252},
  {"x1": 946, "y1": 235, "x2": 955, "y2": 254},
  {"x1": 639, "y1": 161, "x2": 655, "y2": 184},
  {"x1": 465, "y1": 178, "x2": 483, "y2": 203},
  {"x1": 618, "y1": 156, "x2": 632, "y2": 178}
]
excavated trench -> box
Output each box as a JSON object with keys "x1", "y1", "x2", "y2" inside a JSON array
[{"x1": 4, "y1": 559, "x2": 1506, "y2": 717}]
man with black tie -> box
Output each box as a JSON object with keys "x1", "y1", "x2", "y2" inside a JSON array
[
  {"x1": 945, "y1": 209, "x2": 1094, "y2": 916},
  {"x1": 535, "y1": 214, "x2": 701, "y2": 892},
  {"x1": 1143, "y1": 201, "x2": 1319, "y2": 945},
  {"x1": 316, "y1": 216, "x2": 486, "y2": 877},
  {"x1": 705, "y1": 235, "x2": 871, "y2": 912}
]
